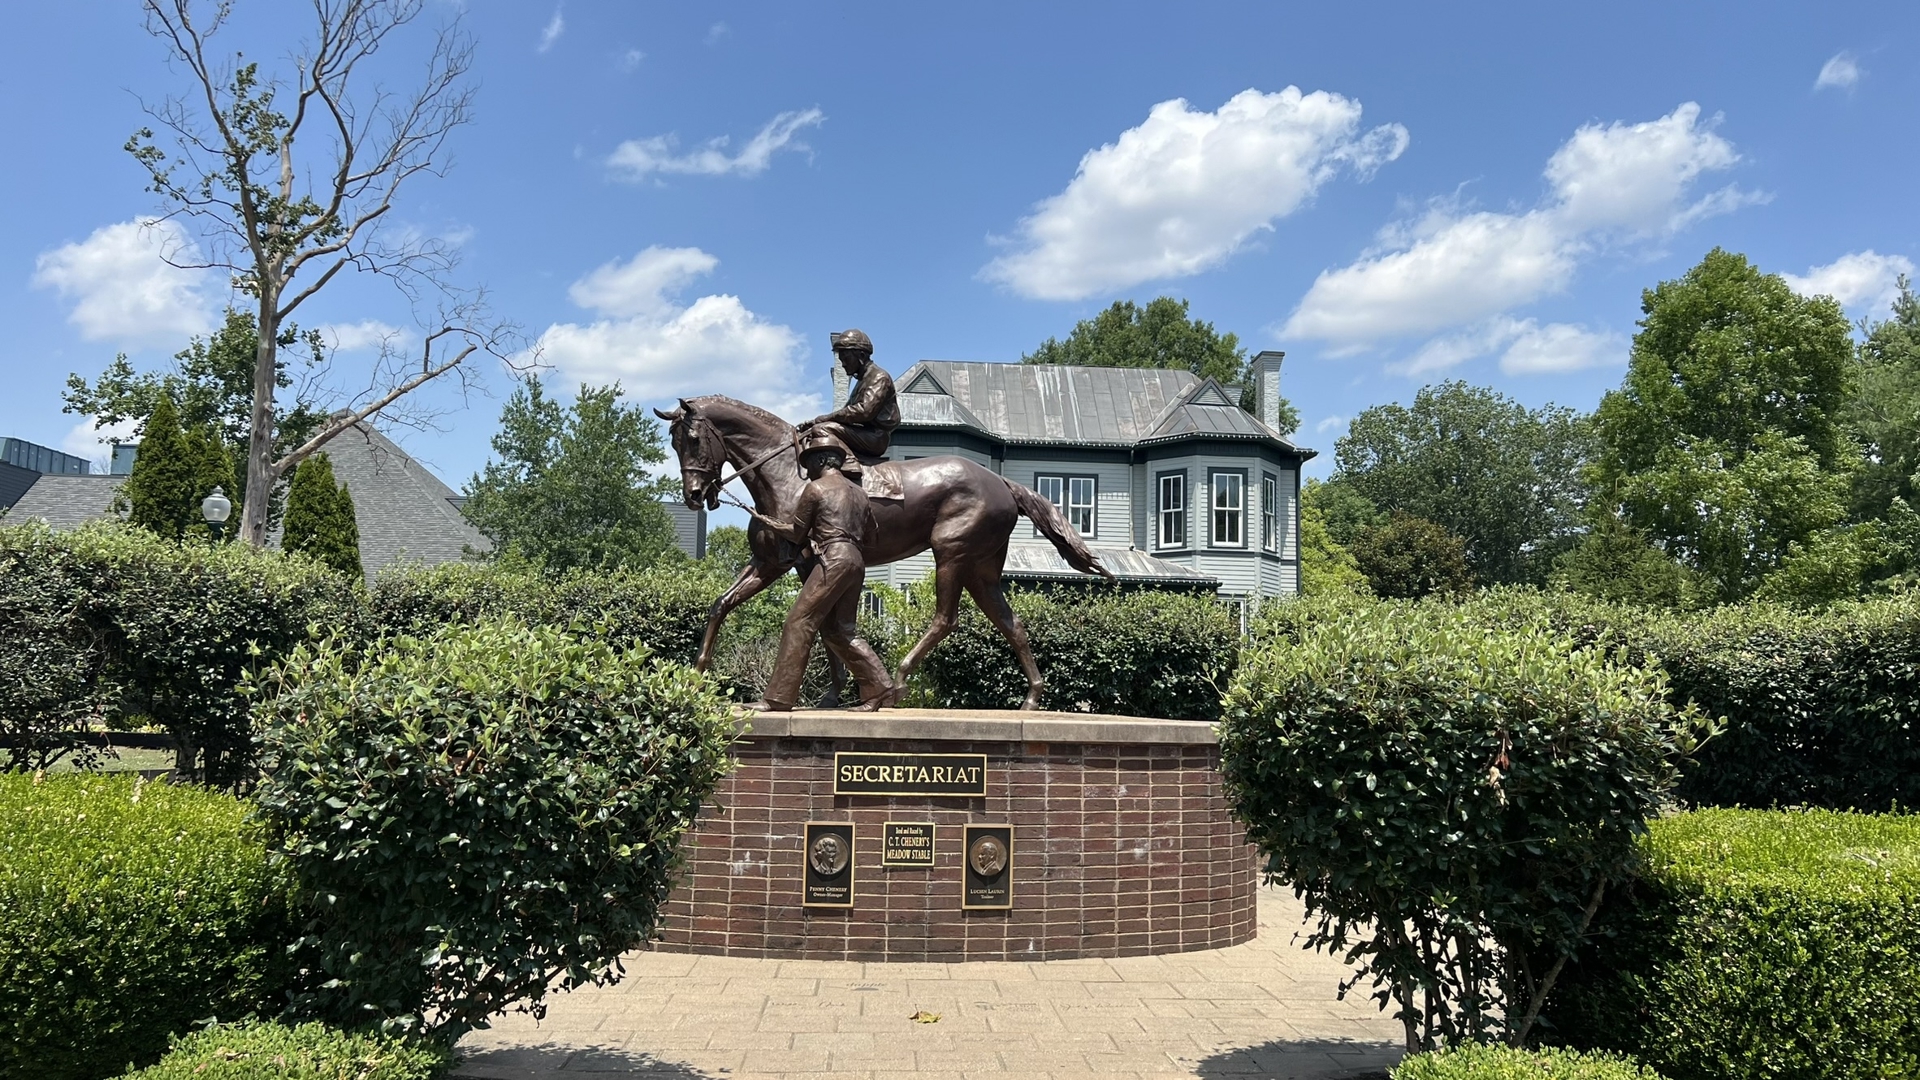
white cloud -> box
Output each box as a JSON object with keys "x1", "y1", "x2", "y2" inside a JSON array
[
  {"x1": 980, "y1": 87, "x2": 1407, "y2": 302},
  {"x1": 32, "y1": 218, "x2": 216, "y2": 348},
  {"x1": 537, "y1": 8, "x2": 564, "y2": 53},
  {"x1": 1314, "y1": 415, "x2": 1348, "y2": 434},
  {"x1": 317, "y1": 320, "x2": 408, "y2": 353},
  {"x1": 531, "y1": 246, "x2": 819, "y2": 418},
  {"x1": 1498, "y1": 321, "x2": 1627, "y2": 375},
  {"x1": 60, "y1": 415, "x2": 139, "y2": 470},
  {"x1": 1815, "y1": 51, "x2": 1861, "y2": 91},
  {"x1": 618, "y1": 48, "x2": 644, "y2": 72},
  {"x1": 1285, "y1": 103, "x2": 1754, "y2": 349},
  {"x1": 607, "y1": 108, "x2": 825, "y2": 180},
  {"x1": 706, "y1": 22, "x2": 729, "y2": 44},
  {"x1": 1783, "y1": 250, "x2": 1915, "y2": 315},
  {"x1": 1385, "y1": 316, "x2": 1624, "y2": 377}
]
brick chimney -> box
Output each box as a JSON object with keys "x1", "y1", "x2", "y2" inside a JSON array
[{"x1": 1249, "y1": 351, "x2": 1286, "y2": 431}]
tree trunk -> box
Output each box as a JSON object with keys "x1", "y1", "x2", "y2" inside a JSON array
[{"x1": 240, "y1": 289, "x2": 280, "y2": 546}]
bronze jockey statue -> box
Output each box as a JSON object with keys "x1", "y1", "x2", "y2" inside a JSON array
[
  {"x1": 797, "y1": 328, "x2": 899, "y2": 469},
  {"x1": 742, "y1": 430, "x2": 897, "y2": 712}
]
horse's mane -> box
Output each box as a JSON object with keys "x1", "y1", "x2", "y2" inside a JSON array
[{"x1": 689, "y1": 394, "x2": 795, "y2": 432}]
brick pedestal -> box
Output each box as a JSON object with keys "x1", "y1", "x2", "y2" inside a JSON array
[{"x1": 651, "y1": 710, "x2": 1259, "y2": 962}]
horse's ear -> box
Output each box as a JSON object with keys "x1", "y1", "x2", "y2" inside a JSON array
[{"x1": 654, "y1": 406, "x2": 683, "y2": 421}]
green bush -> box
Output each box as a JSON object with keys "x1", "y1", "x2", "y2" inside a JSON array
[
  {"x1": 1320, "y1": 588, "x2": 1920, "y2": 812},
  {"x1": 0, "y1": 521, "x2": 362, "y2": 785},
  {"x1": 251, "y1": 619, "x2": 736, "y2": 1041},
  {"x1": 367, "y1": 559, "x2": 726, "y2": 665},
  {"x1": 123, "y1": 1021, "x2": 448, "y2": 1080},
  {"x1": 1546, "y1": 809, "x2": 1920, "y2": 1080},
  {"x1": 909, "y1": 585, "x2": 1237, "y2": 719},
  {"x1": 1394, "y1": 1044, "x2": 1665, "y2": 1080},
  {"x1": 0, "y1": 775, "x2": 292, "y2": 1080},
  {"x1": 1220, "y1": 596, "x2": 1708, "y2": 1050}
]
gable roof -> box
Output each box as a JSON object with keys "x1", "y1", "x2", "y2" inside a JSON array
[
  {"x1": 320, "y1": 421, "x2": 490, "y2": 578},
  {"x1": 895, "y1": 361, "x2": 1311, "y2": 455}
]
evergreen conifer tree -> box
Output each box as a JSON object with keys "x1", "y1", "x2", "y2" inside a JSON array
[
  {"x1": 283, "y1": 452, "x2": 363, "y2": 575},
  {"x1": 120, "y1": 395, "x2": 198, "y2": 539}
]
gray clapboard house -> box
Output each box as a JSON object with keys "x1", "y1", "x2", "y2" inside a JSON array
[{"x1": 857, "y1": 351, "x2": 1313, "y2": 602}]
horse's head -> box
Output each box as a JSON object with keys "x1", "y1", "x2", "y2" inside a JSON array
[{"x1": 655, "y1": 399, "x2": 724, "y2": 512}]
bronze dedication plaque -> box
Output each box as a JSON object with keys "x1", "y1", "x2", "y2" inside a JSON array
[
  {"x1": 961, "y1": 824, "x2": 1014, "y2": 910},
  {"x1": 834, "y1": 753, "x2": 988, "y2": 797},
  {"x1": 802, "y1": 822, "x2": 855, "y2": 908},
  {"x1": 881, "y1": 821, "x2": 936, "y2": 868}
]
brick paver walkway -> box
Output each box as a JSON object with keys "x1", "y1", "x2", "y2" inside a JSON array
[{"x1": 455, "y1": 887, "x2": 1403, "y2": 1079}]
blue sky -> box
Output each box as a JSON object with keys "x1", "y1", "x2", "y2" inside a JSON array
[{"x1": 5, "y1": 2, "x2": 1916, "y2": 495}]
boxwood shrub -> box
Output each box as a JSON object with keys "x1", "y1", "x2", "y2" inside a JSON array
[
  {"x1": 0, "y1": 775, "x2": 292, "y2": 1080},
  {"x1": 1394, "y1": 1044, "x2": 1665, "y2": 1080},
  {"x1": 1221, "y1": 596, "x2": 1707, "y2": 1049},
  {"x1": 252, "y1": 618, "x2": 736, "y2": 1041},
  {"x1": 122, "y1": 1021, "x2": 448, "y2": 1080},
  {"x1": 909, "y1": 585, "x2": 1237, "y2": 719},
  {"x1": 1546, "y1": 809, "x2": 1920, "y2": 1080}
]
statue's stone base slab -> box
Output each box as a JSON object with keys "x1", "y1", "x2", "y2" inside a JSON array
[{"x1": 651, "y1": 709, "x2": 1258, "y2": 963}]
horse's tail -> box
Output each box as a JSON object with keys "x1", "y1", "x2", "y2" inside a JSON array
[{"x1": 1003, "y1": 478, "x2": 1115, "y2": 580}]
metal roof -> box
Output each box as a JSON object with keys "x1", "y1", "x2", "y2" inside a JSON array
[
  {"x1": 898, "y1": 361, "x2": 1310, "y2": 455},
  {"x1": 1002, "y1": 544, "x2": 1219, "y2": 587}
]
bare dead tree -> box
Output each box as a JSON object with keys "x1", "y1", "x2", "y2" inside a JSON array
[{"x1": 129, "y1": 0, "x2": 521, "y2": 546}]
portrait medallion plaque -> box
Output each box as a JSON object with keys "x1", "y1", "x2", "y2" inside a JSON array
[
  {"x1": 881, "y1": 821, "x2": 936, "y2": 868},
  {"x1": 833, "y1": 753, "x2": 989, "y2": 797},
  {"x1": 802, "y1": 822, "x2": 855, "y2": 908},
  {"x1": 961, "y1": 824, "x2": 1014, "y2": 910}
]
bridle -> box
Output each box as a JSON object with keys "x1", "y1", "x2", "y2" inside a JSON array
[{"x1": 675, "y1": 411, "x2": 796, "y2": 511}]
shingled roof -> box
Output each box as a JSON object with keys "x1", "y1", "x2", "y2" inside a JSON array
[
  {"x1": 4, "y1": 474, "x2": 124, "y2": 528},
  {"x1": 320, "y1": 421, "x2": 490, "y2": 578},
  {"x1": 896, "y1": 361, "x2": 1309, "y2": 454}
]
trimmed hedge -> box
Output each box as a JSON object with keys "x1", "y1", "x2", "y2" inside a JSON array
[
  {"x1": 1394, "y1": 1045, "x2": 1665, "y2": 1080},
  {"x1": 253, "y1": 618, "x2": 737, "y2": 1040},
  {"x1": 123, "y1": 1021, "x2": 448, "y2": 1080},
  {"x1": 0, "y1": 521, "x2": 361, "y2": 785},
  {"x1": 909, "y1": 586, "x2": 1238, "y2": 719},
  {"x1": 1546, "y1": 809, "x2": 1920, "y2": 1080},
  {"x1": 367, "y1": 560, "x2": 727, "y2": 666},
  {"x1": 1297, "y1": 589, "x2": 1920, "y2": 811},
  {"x1": 1222, "y1": 595, "x2": 1702, "y2": 1048},
  {"x1": 0, "y1": 775, "x2": 292, "y2": 1080}
]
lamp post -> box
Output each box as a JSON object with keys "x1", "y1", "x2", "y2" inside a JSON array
[{"x1": 201, "y1": 486, "x2": 232, "y2": 544}]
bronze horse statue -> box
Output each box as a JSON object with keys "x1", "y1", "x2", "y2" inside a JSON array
[{"x1": 656, "y1": 395, "x2": 1112, "y2": 709}]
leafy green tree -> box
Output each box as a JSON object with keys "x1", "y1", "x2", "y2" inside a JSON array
[
  {"x1": 1847, "y1": 276, "x2": 1920, "y2": 525},
  {"x1": 1305, "y1": 477, "x2": 1382, "y2": 548},
  {"x1": 1297, "y1": 481, "x2": 1370, "y2": 597},
  {"x1": 282, "y1": 452, "x2": 362, "y2": 577},
  {"x1": 703, "y1": 524, "x2": 752, "y2": 576},
  {"x1": 464, "y1": 379, "x2": 677, "y2": 573},
  {"x1": 1591, "y1": 250, "x2": 1861, "y2": 600},
  {"x1": 119, "y1": 395, "x2": 239, "y2": 542},
  {"x1": 1550, "y1": 519, "x2": 1708, "y2": 609},
  {"x1": 1023, "y1": 296, "x2": 1299, "y2": 433},
  {"x1": 1349, "y1": 512, "x2": 1475, "y2": 599},
  {"x1": 1333, "y1": 382, "x2": 1589, "y2": 586}
]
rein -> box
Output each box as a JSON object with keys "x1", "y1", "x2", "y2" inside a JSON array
[{"x1": 713, "y1": 434, "x2": 796, "y2": 491}]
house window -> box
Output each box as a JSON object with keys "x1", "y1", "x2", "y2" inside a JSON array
[
  {"x1": 1211, "y1": 471, "x2": 1244, "y2": 548},
  {"x1": 1262, "y1": 473, "x2": 1279, "y2": 552},
  {"x1": 1034, "y1": 474, "x2": 1097, "y2": 538},
  {"x1": 1157, "y1": 472, "x2": 1187, "y2": 549}
]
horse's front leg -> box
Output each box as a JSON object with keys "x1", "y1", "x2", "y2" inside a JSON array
[{"x1": 696, "y1": 558, "x2": 788, "y2": 671}]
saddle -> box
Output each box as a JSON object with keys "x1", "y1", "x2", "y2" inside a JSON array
[{"x1": 861, "y1": 461, "x2": 907, "y2": 501}]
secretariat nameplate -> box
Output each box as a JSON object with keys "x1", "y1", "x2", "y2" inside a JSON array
[{"x1": 834, "y1": 753, "x2": 988, "y2": 797}]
